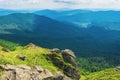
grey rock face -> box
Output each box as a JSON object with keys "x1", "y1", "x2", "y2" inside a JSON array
[
  {"x1": 62, "y1": 49, "x2": 77, "y2": 67},
  {"x1": 49, "y1": 49, "x2": 80, "y2": 80},
  {"x1": 0, "y1": 64, "x2": 54, "y2": 80},
  {"x1": 50, "y1": 48, "x2": 61, "y2": 53}
]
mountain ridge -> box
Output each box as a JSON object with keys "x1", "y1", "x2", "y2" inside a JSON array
[
  {"x1": 34, "y1": 9, "x2": 120, "y2": 30},
  {"x1": 0, "y1": 13, "x2": 81, "y2": 37}
]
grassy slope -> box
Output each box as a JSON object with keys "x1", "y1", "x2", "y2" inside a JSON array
[
  {"x1": 81, "y1": 68, "x2": 120, "y2": 80},
  {"x1": 0, "y1": 43, "x2": 61, "y2": 73}
]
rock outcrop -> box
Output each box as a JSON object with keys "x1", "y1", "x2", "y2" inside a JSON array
[
  {"x1": 2, "y1": 47, "x2": 9, "y2": 52},
  {"x1": 0, "y1": 45, "x2": 80, "y2": 80},
  {"x1": 48, "y1": 48, "x2": 80, "y2": 80},
  {"x1": 27, "y1": 43, "x2": 38, "y2": 48},
  {"x1": 62, "y1": 49, "x2": 77, "y2": 67},
  {"x1": 115, "y1": 66, "x2": 120, "y2": 70},
  {"x1": 16, "y1": 54, "x2": 26, "y2": 61},
  {"x1": 0, "y1": 64, "x2": 71, "y2": 80}
]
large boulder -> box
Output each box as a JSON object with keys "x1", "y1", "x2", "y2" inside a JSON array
[
  {"x1": 48, "y1": 49, "x2": 80, "y2": 80},
  {"x1": 62, "y1": 49, "x2": 77, "y2": 67}
]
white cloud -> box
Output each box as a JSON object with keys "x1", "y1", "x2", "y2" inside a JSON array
[
  {"x1": 0, "y1": 0, "x2": 120, "y2": 10},
  {"x1": 0, "y1": 0, "x2": 68, "y2": 10}
]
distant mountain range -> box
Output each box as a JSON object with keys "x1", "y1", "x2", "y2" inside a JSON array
[
  {"x1": 34, "y1": 9, "x2": 120, "y2": 30},
  {"x1": 1, "y1": 9, "x2": 120, "y2": 30}
]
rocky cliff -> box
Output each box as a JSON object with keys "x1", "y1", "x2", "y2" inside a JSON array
[{"x1": 0, "y1": 44, "x2": 80, "y2": 80}]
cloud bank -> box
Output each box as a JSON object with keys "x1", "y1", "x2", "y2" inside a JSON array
[{"x1": 0, "y1": 0, "x2": 120, "y2": 10}]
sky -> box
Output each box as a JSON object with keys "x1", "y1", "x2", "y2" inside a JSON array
[{"x1": 0, "y1": 0, "x2": 120, "y2": 10}]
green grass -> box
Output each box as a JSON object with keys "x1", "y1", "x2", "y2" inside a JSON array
[
  {"x1": 0, "y1": 45, "x2": 61, "y2": 73},
  {"x1": 0, "y1": 39, "x2": 19, "y2": 51},
  {"x1": 81, "y1": 68, "x2": 120, "y2": 80}
]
